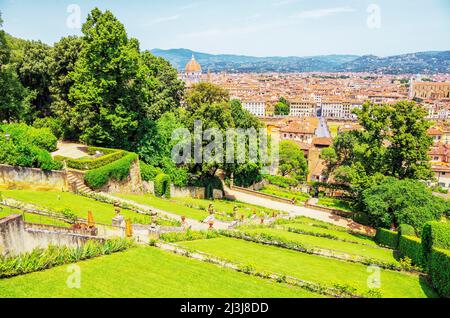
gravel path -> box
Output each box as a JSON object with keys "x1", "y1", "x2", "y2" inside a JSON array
[{"x1": 225, "y1": 187, "x2": 374, "y2": 235}]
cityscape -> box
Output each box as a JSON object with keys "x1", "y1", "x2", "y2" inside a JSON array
[{"x1": 0, "y1": 0, "x2": 449, "y2": 309}]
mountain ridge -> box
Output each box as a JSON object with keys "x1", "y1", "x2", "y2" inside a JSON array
[{"x1": 151, "y1": 48, "x2": 450, "y2": 74}]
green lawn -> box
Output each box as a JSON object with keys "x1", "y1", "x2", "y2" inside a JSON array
[
  {"x1": 172, "y1": 196, "x2": 284, "y2": 217},
  {"x1": 243, "y1": 228, "x2": 398, "y2": 264},
  {"x1": 281, "y1": 222, "x2": 378, "y2": 246},
  {"x1": 0, "y1": 247, "x2": 321, "y2": 298},
  {"x1": 115, "y1": 194, "x2": 214, "y2": 221},
  {"x1": 317, "y1": 197, "x2": 353, "y2": 213},
  {"x1": 0, "y1": 190, "x2": 154, "y2": 225},
  {"x1": 179, "y1": 238, "x2": 437, "y2": 298},
  {"x1": 259, "y1": 184, "x2": 310, "y2": 204},
  {"x1": 0, "y1": 206, "x2": 71, "y2": 228}
]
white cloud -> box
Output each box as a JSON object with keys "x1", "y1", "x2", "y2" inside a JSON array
[
  {"x1": 146, "y1": 15, "x2": 180, "y2": 26},
  {"x1": 295, "y1": 6, "x2": 356, "y2": 19}
]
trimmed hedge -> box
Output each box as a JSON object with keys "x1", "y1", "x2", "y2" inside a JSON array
[
  {"x1": 398, "y1": 235, "x2": 425, "y2": 267},
  {"x1": 429, "y1": 248, "x2": 450, "y2": 298},
  {"x1": 84, "y1": 153, "x2": 138, "y2": 190},
  {"x1": 398, "y1": 224, "x2": 416, "y2": 237},
  {"x1": 2, "y1": 123, "x2": 58, "y2": 152},
  {"x1": 140, "y1": 162, "x2": 163, "y2": 182},
  {"x1": 375, "y1": 228, "x2": 398, "y2": 249},
  {"x1": 154, "y1": 173, "x2": 171, "y2": 197},
  {"x1": 54, "y1": 147, "x2": 126, "y2": 171},
  {"x1": 421, "y1": 221, "x2": 450, "y2": 262}
]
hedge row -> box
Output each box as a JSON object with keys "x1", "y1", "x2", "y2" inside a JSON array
[
  {"x1": 398, "y1": 235, "x2": 425, "y2": 267},
  {"x1": 84, "y1": 153, "x2": 138, "y2": 190},
  {"x1": 429, "y1": 248, "x2": 450, "y2": 298},
  {"x1": 421, "y1": 221, "x2": 450, "y2": 262},
  {"x1": 140, "y1": 162, "x2": 163, "y2": 182},
  {"x1": 154, "y1": 173, "x2": 171, "y2": 197},
  {"x1": 54, "y1": 147, "x2": 126, "y2": 171},
  {"x1": 375, "y1": 228, "x2": 398, "y2": 249}
]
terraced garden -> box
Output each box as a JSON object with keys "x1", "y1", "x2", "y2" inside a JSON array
[
  {"x1": 0, "y1": 247, "x2": 321, "y2": 298},
  {"x1": 0, "y1": 190, "x2": 176, "y2": 226},
  {"x1": 258, "y1": 184, "x2": 311, "y2": 204}
]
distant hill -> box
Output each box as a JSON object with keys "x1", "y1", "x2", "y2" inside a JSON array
[{"x1": 151, "y1": 48, "x2": 450, "y2": 74}]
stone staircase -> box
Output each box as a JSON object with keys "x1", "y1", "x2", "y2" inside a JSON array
[{"x1": 67, "y1": 170, "x2": 95, "y2": 195}]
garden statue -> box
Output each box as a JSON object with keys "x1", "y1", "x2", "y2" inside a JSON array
[
  {"x1": 233, "y1": 206, "x2": 238, "y2": 219},
  {"x1": 208, "y1": 204, "x2": 215, "y2": 215},
  {"x1": 112, "y1": 201, "x2": 125, "y2": 227}
]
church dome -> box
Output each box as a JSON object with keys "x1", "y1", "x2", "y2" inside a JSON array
[{"x1": 185, "y1": 55, "x2": 202, "y2": 73}]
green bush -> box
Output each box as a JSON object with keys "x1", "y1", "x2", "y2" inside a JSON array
[
  {"x1": 0, "y1": 128, "x2": 62, "y2": 171},
  {"x1": 375, "y1": 228, "x2": 398, "y2": 249},
  {"x1": 54, "y1": 147, "x2": 126, "y2": 171},
  {"x1": 398, "y1": 224, "x2": 416, "y2": 237},
  {"x1": 2, "y1": 123, "x2": 58, "y2": 152},
  {"x1": 33, "y1": 117, "x2": 63, "y2": 140},
  {"x1": 398, "y1": 235, "x2": 425, "y2": 267},
  {"x1": 421, "y1": 221, "x2": 450, "y2": 262},
  {"x1": 263, "y1": 174, "x2": 298, "y2": 188},
  {"x1": 0, "y1": 238, "x2": 134, "y2": 278},
  {"x1": 154, "y1": 173, "x2": 171, "y2": 197},
  {"x1": 353, "y1": 212, "x2": 370, "y2": 226},
  {"x1": 84, "y1": 153, "x2": 138, "y2": 190},
  {"x1": 140, "y1": 162, "x2": 163, "y2": 182},
  {"x1": 429, "y1": 248, "x2": 450, "y2": 298}
]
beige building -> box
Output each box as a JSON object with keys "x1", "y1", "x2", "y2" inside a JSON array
[
  {"x1": 289, "y1": 96, "x2": 317, "y2": 117},
  {"x1": 411, "y1": 82, "x2": 450, "y2": 100}
]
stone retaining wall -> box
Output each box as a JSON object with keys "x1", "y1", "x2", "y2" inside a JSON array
[{"x1": 0, "y1": 164, "x2": 68, "y2": 191}]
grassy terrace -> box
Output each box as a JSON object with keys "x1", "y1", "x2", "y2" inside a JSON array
[
  {"x1": 0, "y1": 190, "x2": 155, "y2": 225},
  {"x1": 317, "y1": 197, "x2": 354, "y2": 213},
  {"x1": 281, "y1": 222, "x2": 378, "y2": 246},
  {"x1": 179, "y1": 237, "x2": 437, "y2": 298},
  {"x1": 115, "y1": 194, "x2": 283, "y2": 222},
  {"x1": 0, "y1": 247, "x2": 321, "y2": 298},
  {"x1": 242, "y1": 227, "x2": 398, "y2": 264},
  {"x1": 0, "y1": 206, "x2": 71, "y2": 228},
  {"x1": 259, "y1": 184, "x2": 310, "y2": 204}
]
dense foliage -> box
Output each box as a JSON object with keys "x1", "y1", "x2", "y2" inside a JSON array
[
  {"x1": 375, "y1": 228, "x2": 398, "y2": 249},
  {"x1": 361, "y1": 178, "x2": 448, "y2": 231},
  {"x1": 279, "y1": 140, "x2": 308, "y2": 182},
  {"x1": 429, "y1": 248, "x2": 450, "y2": 297},
  {"x1": 84, "y1": 153, "x2": 138, "y2": 190},
  {"x1": 0, "y1": 123, "x2": 62, "y2": 170},
  {"x1": 323, "y1": 101, "x2": 433, "y2": 206},
  {"x1": 398, "y1": 235, "x2": 425, "y2": 267},
  {"x1": 154, "y1": 173, "x2": 171, "y2": 197},
  {"x1": 421, "y1": 221, "x2": 450, "y2": 262}
]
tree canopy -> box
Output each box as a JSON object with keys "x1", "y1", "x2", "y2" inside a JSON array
[
  {"x1": 361, "y1": 177, "x2": 448, "y2": 232},
  {"x1": 323, "y1": 101, "x2": 433, "y2": 201},
  {"x1": 279, "y1": 140, "x2": 308, "y2": 182}
]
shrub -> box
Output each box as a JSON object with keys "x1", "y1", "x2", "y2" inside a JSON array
[
  {"x1": 421, "y1": 221, "x2": 450, "y2": 262},
  {"x1": 140, "y1": 162, "x2": 163, "y2": 182},
  {"x1": 398, "y1": 224, "x2": 416, "y2": 237},
  {"x1": 154, "y1": 173, "x2": 171, "y2": 197},
  {"x1": 263, "y1": 174, "x2": 298, "y2": 189},
  {"x1": 33, "y1": 117, "x2": 64, "y2": 140},
  {"x1": 2, "y1": 123, "x2": 58, "y2": 152},
  {"x1": 84, "y1": 153, "x2": 138, "y2": 190},
  {"x1": 429, "y1": 248, "x2": 450, "y2": 298},
  {"x1": 375, "y1": 228, "x2": 398, "y2": 249},
  {"x1": 398, "y1": 235, "x2": 425, "y2": 267},
  {"x1": 353, "y1": 212, "x2": 370, "y2": 226}
]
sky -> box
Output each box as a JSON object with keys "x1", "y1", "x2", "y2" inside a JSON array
[{"x1": 1, "y1": 0, "x2": 449, "y2": 57}]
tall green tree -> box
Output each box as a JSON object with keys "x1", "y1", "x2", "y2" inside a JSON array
[
  {"x1": 274, "y1": 96, "x2": 290, "y2": 115},
  {"x1": 279, "y1": 140, "x2": 308, "y2": 182},
  {"x1": 16, "y1": 40, "x2": 52, "y2": 120},
  {"x1": 49, "y1": 36, "x2": 83, "y2": 139},
  {"x1": 0, "y1": 12, "x2": 10, "y2": 66},
  {"x1": 69, "y1": 8, "x2": 144, "y2": 148},
  {"x1": 325, "y1": 101, "x2": 433, "y2": 208},
  {"x1": 361, "y1": 178, "x2": 448, "y2": 231},
  {"x1": 0, "y1": 64, "x2": 30, "y2": 123}
]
